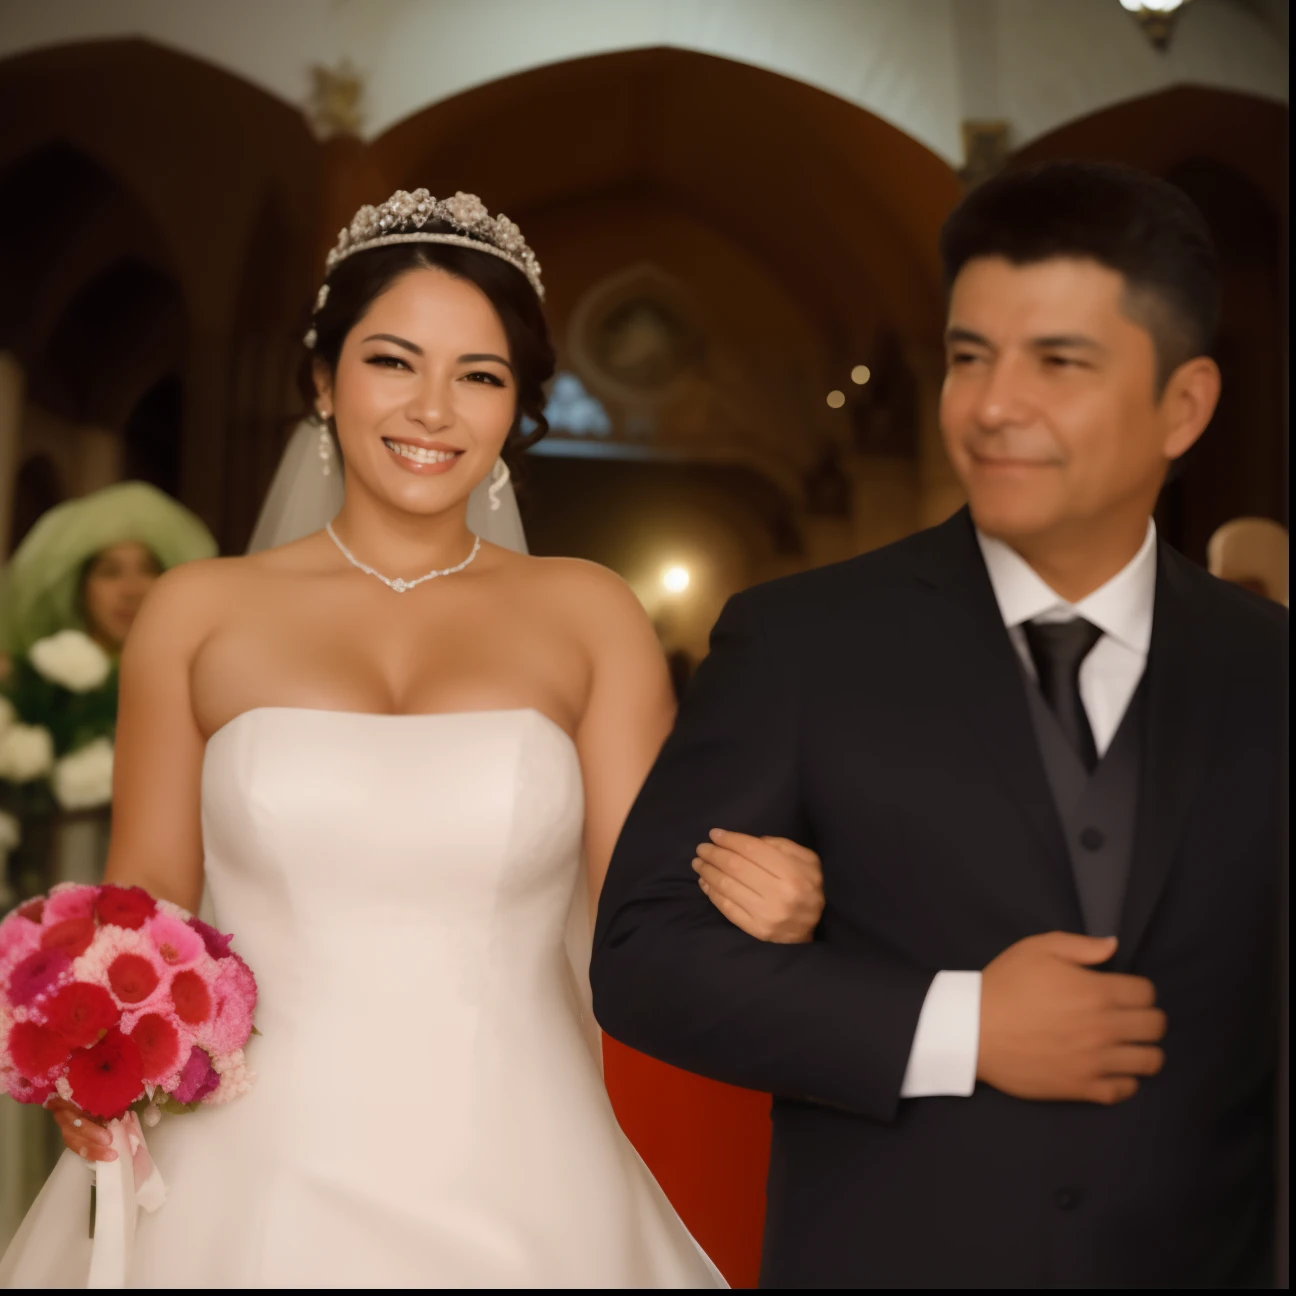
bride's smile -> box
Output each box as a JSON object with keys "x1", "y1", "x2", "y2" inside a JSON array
[{"x1": 380, "y1": 437, "x2": 465, "y2": 473}]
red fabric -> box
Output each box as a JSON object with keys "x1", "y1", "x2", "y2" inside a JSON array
[{"x1": 602, "y1": 1035, "x2": 770, "y2": 1290}]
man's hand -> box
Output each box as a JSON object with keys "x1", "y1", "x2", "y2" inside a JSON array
[
  {"x1": 694, "y1": 829, "x2": 824, "y2": 943},
  {"x1": 977, "y1": 932, "x2": 1166, "y2": 1104}
]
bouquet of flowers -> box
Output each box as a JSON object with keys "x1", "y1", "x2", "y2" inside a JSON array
[{"x1": 0, "y1": 882, "x2": 257, "y2": 1121}]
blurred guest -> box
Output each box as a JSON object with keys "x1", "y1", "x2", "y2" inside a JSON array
[
  {"x1": 1207, "y1": 515, "x2": 1288, "y2": 605},
  {"x1": 0, "y1": 481, "x2": 217, "y2": 666}
]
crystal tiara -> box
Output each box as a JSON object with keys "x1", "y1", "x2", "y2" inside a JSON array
[{"x1": 305, "y1": 189, "x2": 543, "y2": 347}]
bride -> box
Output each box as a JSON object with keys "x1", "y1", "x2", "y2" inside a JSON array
[{"x1": 1, "y1": 191, "x2": 824, "y2": 1287}]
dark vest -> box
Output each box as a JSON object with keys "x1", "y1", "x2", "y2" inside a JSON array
[{"x1": 1021, "y1": 671, "x2": 1146, "y2": 937}]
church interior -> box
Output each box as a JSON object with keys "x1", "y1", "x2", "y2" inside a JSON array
[{"x1": 0, "y1": 0, "x2": 1288, "y2": 1279}]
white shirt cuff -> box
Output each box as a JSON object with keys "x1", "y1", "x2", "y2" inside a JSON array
[{"x1": 899, "y1": 970, "x2": 981, "y2": 1098}]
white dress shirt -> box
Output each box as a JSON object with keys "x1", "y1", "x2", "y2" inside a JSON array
[{"x1": 898, "y1": 521, "x2": 1158, "y2": 1098}]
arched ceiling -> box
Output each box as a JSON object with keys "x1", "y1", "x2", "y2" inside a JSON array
[
  {"x1": 0, "y1": 38, "x2": 321, "y2": 327},
  {"x1": 375, "y1": 48, "x2": 961, "y2": 356},
  {"x1": 0, "y1": 0, "x2": 1286, "y2": 165},
  {"x1": 1013, "y1": 85, "x2": 1287, "y2": 220}
]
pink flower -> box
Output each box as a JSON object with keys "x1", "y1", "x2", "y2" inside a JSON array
[
  {"x1": 146, "y1": 914, "x2": 204, "y2": 969},
  {"x1": 198, "y1": 955, "x2": 257, "y2": 1055},
  {"x1": 14, "y1": 899, "x2": 44, "y2": 924},
  {"x1": 0, "y1": 912, "x2": 41, "y2": 972},
  {"x1": 2, "y1": 1068, "x2": 53, "y2": 1105},
  {"x1": 168, "y1": 1046, "x2": 220, "y2": 1104},
  {"x1": 7, "y1": 948, "x2": 72, "y2": 1007},
  {"x1": 186, "y1": 917, "x2": 233, "y2": 961},
  {"x1": 42, "y1": 884, "x2": 100, "y2": 926}
]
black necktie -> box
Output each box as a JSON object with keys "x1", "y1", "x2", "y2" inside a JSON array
[{"x1": 1022, "y1": 618, "x2": 1104, "y2": 772}]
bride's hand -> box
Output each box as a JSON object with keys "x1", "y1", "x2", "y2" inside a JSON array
[
  {"x1": 693, "y1": 830, "x2": 824, "y2": 943},
  {"x1": 47, "y1": 1097, "x2": 117, "y2": 1162}
]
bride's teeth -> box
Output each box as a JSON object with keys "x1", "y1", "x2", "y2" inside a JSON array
[{"x1": 383, "y1": 440, "x2": 458, "y2": 465}]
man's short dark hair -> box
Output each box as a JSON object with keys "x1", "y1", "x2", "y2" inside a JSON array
[{"x1": 939, "y1": 161, "x2": 1220, "y2": 391}]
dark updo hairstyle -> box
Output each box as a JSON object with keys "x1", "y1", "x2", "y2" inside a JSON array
[
  {"x1": 939, "y1": 161, "x2": 1219, "y2": 393},
  {"x1": 297, "y1": 219, "x2": 555, "y2": 469}
]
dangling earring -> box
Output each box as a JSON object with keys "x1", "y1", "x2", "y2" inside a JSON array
[
  {"x1": 488, "y1": 458, "x2": 510, "y2": 511},
  {"x1": 316, "y1": 410, "x2": 334, "y2": 477}
]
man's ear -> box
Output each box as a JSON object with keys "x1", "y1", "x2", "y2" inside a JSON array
[{"x1": 1160, "y1": 355, "x2": 1220, "y2": 462}]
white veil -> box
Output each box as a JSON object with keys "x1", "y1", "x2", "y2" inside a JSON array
[{"x1": 236, "y1": 419, "x2": 600, "y2": 1065}]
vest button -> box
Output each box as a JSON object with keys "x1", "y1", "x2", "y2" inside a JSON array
[
  {"x1": 1054, "y1": 1187, "x2": 1083, "y2": 1210},
  {"x1": 1079, "y1": 826, "x2": 1105, "y2": 851}
]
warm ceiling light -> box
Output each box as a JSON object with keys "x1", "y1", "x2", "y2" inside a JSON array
[
  {"x1": 850, "y1": 365, "x2": 871, "y2": 385},
  {"x1": 662, "y1": 565, "x2": 690, "y2": 593},
  {"x1": 1119, "y1": 0, "x2": 1191, "y2": 50},
  {"x1": 826, "y1": 390, "x2": 846, "y2": 409}
]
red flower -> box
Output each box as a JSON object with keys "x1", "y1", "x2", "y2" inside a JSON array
[
  {"x1": 129, "y1": 1013, "x2": 182, "y2": 1083},
  {"x1": 7, "y1": 1020, "x2": 72, "y2": 1081},
  {"x1": 66, "y1": 1028, "x2": 145, "y2": 1120},
  {"x1": 170, "y1": 969, "x2": 212, "y2": 1025},
  {"x1": 7, "y1": 949, "x2": 71, "y2": 1007},
  {"x1": 108, "y1": 954, "x2": 160, "y2": 1005},
  {"x1": 95, "y1": 886, "x2": 156, "y2": 931},
  {"x1": 186, "y1": 917, "x2": 233, "y2": 961},
  {"x1": 40, "y1": 917, "x2": 97, "y2": 959},
  {"x1": 16, "y1": 898, "x2": 44, "y2": 924},
  {"x1": 44, "y1": 982, "x2": 120, "y2": 1048}
]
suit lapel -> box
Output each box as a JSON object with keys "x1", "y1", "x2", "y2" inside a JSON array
[
  {"x1": 910, "y1": 511, "x2": 1082, "y2": 930},
  {"x1": 1114, "y1": 544, "x2": 1219, "y2": 968}
]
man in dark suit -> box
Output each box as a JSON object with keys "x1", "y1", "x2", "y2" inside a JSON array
[{"x1": 591, "y1": 162, "x2": 1287, "y2": 1288}]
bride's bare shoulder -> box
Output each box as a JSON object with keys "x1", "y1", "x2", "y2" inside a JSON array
[
  {"x1": 509, "y1": 554, "x2": 653, "y2": 638},
  {"x1": 135, "y1": 535, "x2": 331, "y2": 632}
]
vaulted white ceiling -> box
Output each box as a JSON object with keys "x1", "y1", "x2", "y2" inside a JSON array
[{"x1": 0, "y1": 0, "x2": 1286, "y2": 163}]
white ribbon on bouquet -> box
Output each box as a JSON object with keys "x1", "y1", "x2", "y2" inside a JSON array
[{"x1": 84, "y1": 1111, "x2": 166, "y2": 1288}]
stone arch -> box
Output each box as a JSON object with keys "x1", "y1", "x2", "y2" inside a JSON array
[{"x1": 32, "y1": 258, "x2": 186, "y2": 431}]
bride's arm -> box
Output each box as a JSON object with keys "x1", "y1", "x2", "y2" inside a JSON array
[
  {"x1": 101, "y1": 561, "x2": 216, "y2": 912},
  {"x1": 50, "y1": 561, "x2": 217, "y2": 1161},
  {"x1": 569, "y1": 567, "x2": 676, "y2": 915}
]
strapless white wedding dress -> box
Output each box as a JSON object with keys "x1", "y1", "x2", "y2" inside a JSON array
[{"x1": 1, "y1": 708, "x2": 724, "y2": 1288}]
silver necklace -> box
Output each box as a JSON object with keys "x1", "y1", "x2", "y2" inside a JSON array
[{"x1": 325, "y1": 522, "x2": 481, "y2": 593}]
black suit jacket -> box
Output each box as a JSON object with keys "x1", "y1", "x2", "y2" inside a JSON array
[{"x1": 592, "y1": 510, "x2": 1287, "y2": 1288}]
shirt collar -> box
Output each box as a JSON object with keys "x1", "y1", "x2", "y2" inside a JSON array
[{"x1": 975, "y1": 520, "x2": 1158, "y2": 655}]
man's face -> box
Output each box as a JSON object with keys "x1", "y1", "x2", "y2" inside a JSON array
[{"x1": 940, "y1": 256, "x2": 1194, "y2": 546}]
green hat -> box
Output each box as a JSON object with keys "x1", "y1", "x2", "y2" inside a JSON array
[{"x1": 0, "y1": 481, "x2": 218, "y2": 656}]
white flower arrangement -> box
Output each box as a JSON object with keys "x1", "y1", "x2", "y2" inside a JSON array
[
  {"x1": 0, "y1": 722, "x2": 55, "y2": 783},
  {"x1": 28, "y1": 629, "x2": 112, "y2": 693},
  {"x1": 51, "y1": 737, "x2": 115, "y2": 811},
  {"x1": 1, "y1": 627, "x2": 118, "y2": 897}
]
